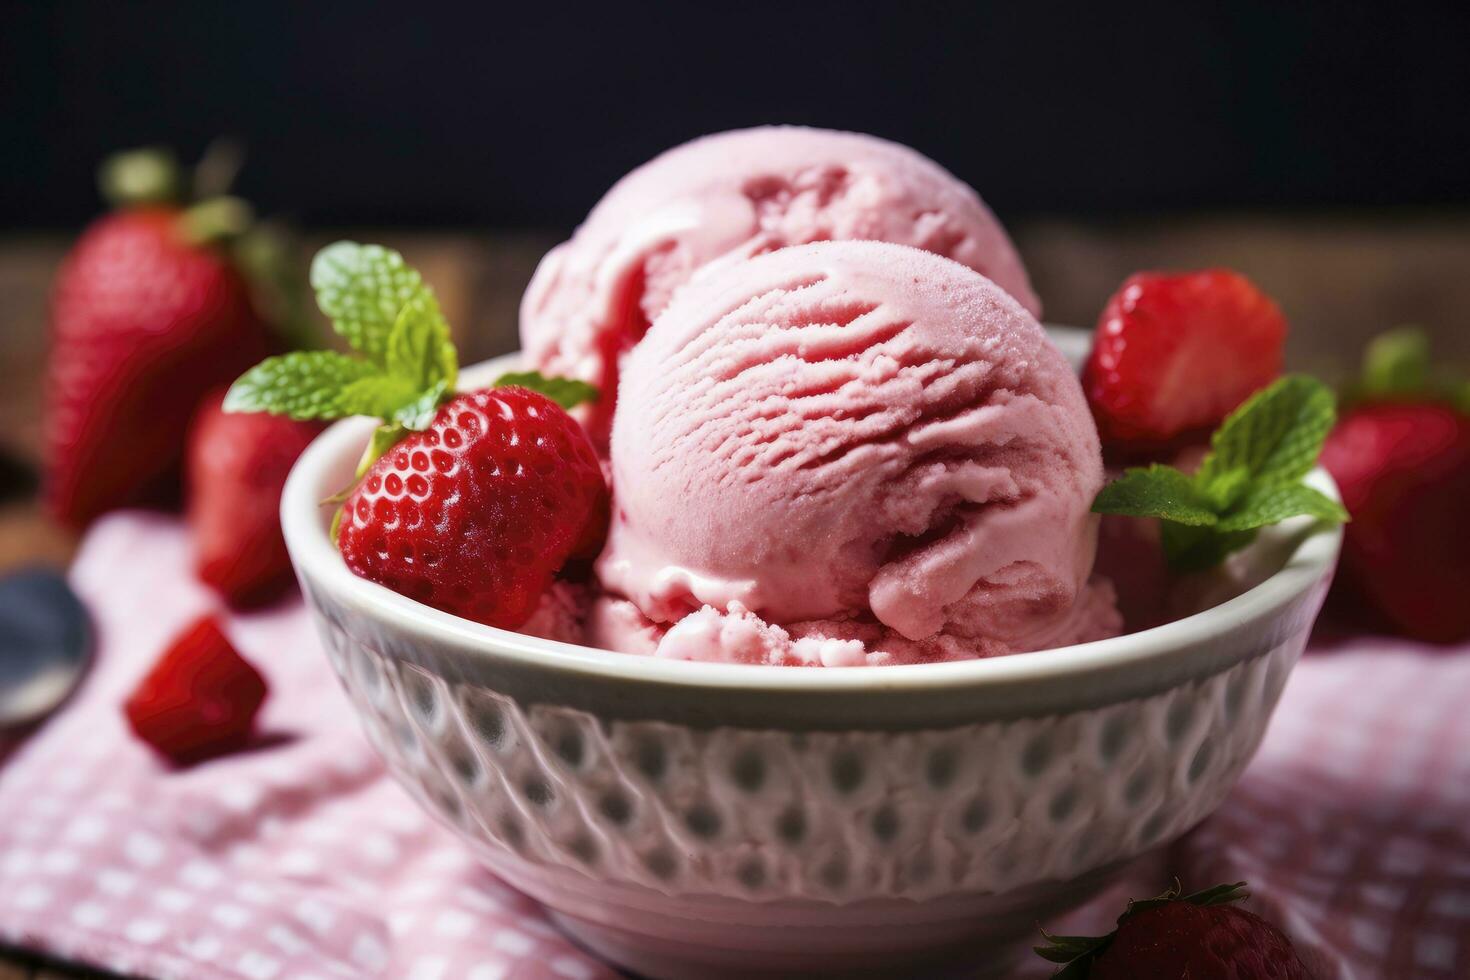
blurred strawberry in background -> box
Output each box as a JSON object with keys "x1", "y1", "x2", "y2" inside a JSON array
[
  {"x1": 43, "y1": 144, "x2": 303, "y2": 529},
  {"x1": 1320, "y1": 329, "x2": 1470, "y2": 643},
  {"x1": 186, "y1": 390, "x2": 321, "y2": 607}
]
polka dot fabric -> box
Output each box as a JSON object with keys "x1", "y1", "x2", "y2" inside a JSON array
[
  {"x1": 0, "y1": 515, "x2": 613, "y2": 980},
  {"x1": 1, "y1": 513, "x2": 1467, "y2": 978}
]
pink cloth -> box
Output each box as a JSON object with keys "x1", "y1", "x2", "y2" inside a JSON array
[{"x1": 1, "y1": 513, "x2": 1467, "y2": 979}]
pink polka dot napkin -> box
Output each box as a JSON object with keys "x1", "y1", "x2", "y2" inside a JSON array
[{"x1": 1, "y1": 512, "x2": 1467, "y2": 978}]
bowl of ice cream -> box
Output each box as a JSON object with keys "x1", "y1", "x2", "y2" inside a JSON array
[
  {"x1": 277, "y1": 128, "x2": 1342, "y2": 978},
  {"x1": 282, "y1": 349, "x2": 1340, "y2": 980}
]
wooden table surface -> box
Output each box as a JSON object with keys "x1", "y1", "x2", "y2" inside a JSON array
[{"x1": 1, "y1": 216, "x2": 1468, "y2": 977}]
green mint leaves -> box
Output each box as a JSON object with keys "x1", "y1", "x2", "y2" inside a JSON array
[
  {"x1": 225, "y1": 240, "x2": 602, "y2": 488},
  {"x1": 224, "y1": 242, "x2": 459, "y2": 466},
  {"x1": 1093, "y1": 375, "x2": 1349, "y2": 571},
  {"x1": 490, "y1": 371, "x2": 598, "y2": 411}
]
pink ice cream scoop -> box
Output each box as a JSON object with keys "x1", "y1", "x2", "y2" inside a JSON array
[
  {"x1": 592, "y1": 241, "x2": 1118, "y2": 666},
  {"x1": 519, "y1": 126, "x2": 1040, "y2": 447}
]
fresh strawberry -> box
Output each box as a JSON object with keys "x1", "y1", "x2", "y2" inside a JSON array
[
  {"x1": 225, "y1": 242, "x2": 607, "y2": 630},
  {"x1": 45, "y1": 149, "x2": 276, "y2": 528},
  {"x1": 1321, "y1": 402, "x2": 1470, "y2": 643},
  {"x1": 1084, "y1": 269, "x2": 1287, "y2": 451},
  {"x1": 1037, "y1": 882, "x2": 1309, "y2": 979},
  {"x1": 337, "y1": 387, "x2": 606, "y2": 628},
  {"x1": 186, "y1": 389, "x2": 321, "y2": 607},
  {"x1": 124, "y1": 615, "x2": 268, "y2": 765}
]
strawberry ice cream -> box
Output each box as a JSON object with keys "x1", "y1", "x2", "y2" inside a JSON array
[
  {"x1": 590, "y1": 241, "x2": 1118, "y2": 665},
  {"x1": 519, "y1": 126, "x2": 1039, "y2": 446}
]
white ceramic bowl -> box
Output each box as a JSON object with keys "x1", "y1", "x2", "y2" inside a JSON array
[{"x1": 281, "y1": 334, "x2": 1341, "y2": 979}]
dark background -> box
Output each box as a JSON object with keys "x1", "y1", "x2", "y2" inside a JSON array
[{"x1": 3, "y1": 2, "x2": 1469, "y2": 230}]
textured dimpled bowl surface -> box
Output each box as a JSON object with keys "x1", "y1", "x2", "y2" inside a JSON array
[{"x1": 281, "y1": 332, "x2": 1342, "y2": 979}]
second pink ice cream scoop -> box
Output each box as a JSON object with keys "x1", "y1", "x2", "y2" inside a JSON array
[{"x1": 593, "y1": 241, "x2": 1118, "y2": 665}]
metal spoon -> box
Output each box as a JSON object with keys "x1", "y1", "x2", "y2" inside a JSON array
[{"x1": 0, "y1": 568, "x2": 91, "y2": 730}]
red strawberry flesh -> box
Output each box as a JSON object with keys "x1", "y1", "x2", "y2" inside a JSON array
[
  {"x1": 1320, "y1": 401, "x2": 1470, "y2": 643},
  {"x1": 45, "y1": 208, "x2": 273, "y2": 527},
  {"x1": 187, "y1": 389, "x2": 321, "y2": 607},
  {"x1": 1084, "y1": 269, "x2": 1286, "y2": 451},
  {"x1": 1092, "y1": 900, "x2": 1309, "y2": 980},
  {"x1": 336, "y1": 387, "x2": 607, "y2": 629},
  {"x1": 124, "y1": 615, "x2": 268, "y2": 765}
]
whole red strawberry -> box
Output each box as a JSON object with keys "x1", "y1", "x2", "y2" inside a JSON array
[
  {"x1": 1084, "y1": 269, "x2": 1286, "y2": 452},
  {"x1": 1037, "y1": 882, "x2": 1309, "y2": 979},
  {"x1": 44, "y1": 150, "x2": 275, "y2": 528},
  {"x1": 125, "y1": 615, "x2": 268, "y2": 766},
  {"x1": 337, "y1": 386, "x2": 606, "y2": 628},
  {"x1": 187, "y1": 389, "x2": 321, "y2": 607},
  {"x1": 1321, "y1": 401, "x2": 1470, "y2": 643},
  {"x1": 227, "y1": 241, "x2": 607, "y2": 631}
]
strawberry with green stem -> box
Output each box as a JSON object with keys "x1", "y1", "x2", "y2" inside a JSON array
[
  {"x1": 1036, "y1": 881, "x2": 1310, "y2": 978},
  {"x1": 1320, "y1": 328, "x2": 1470, "y2": 643},
  {"x1": 226, "y1": 242, "x2": 606, "y2": 629},
  {"x1": 44, "y1": 144, "x2": 286, "y2": 527},
  {"x1": 1093, "y1": 374, "x2": 1349, "y2": 571}
]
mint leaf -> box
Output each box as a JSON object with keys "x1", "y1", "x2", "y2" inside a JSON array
[
  {"x1": 1161, "y1": 522, "x2": 1258, "y2": 573},
  {"x1": 385, "y1": 293, "x2": 457, "y2": 393},
  {"x1": 491, "y1": 371, "x2": 599, "y2": 410},
  {"x1": 1094, "y1": 374, "x2": 1347, "y2": 573},
  {"x1": 1198, "y1": 375, "x2": 1337, "y2": 489},
  {"x1": 224, "y1": 351, "x2": 380, "y2": 419},
  {"x1": 335, "y1": 373, "x2": 422, "y2": 420},
  {"x1": 391, "y1": 379, "x2": 451, "y2": 430},
  {"x1": 1362, "y1": 327, "x2": 1430, "y2": 397},
  {"x1": 1215, "y1": 483, "x2": 1350, "y2": 532},
  {"x1": 1197, "y1": 464, "x2": 1250, "y2": 511},
  {"x1": 1091, "y1": 465, "x2": 1218, "y2": 526},
  {"x1": 311, "y1": 242, "x2": 435, "y2": 365}
]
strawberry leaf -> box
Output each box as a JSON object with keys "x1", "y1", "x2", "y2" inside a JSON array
[
  {"x1": 1198, "y1": 375, "x2": 1337, "y2": 489},
  {"x1": 311, "y1": 242, "x2": 437, "y2": 366},
  {"x1": 492, "y1": 370, "x2": 599, "y2": 410},
  {"x1": 355, "y1": 422, "x2": 410, "y2": 479},
  {"x1": 1215, "y1": 483, "x2": 1349, "y2": 532},
  {"x1": 224, "y1": 351, "x2": 380, "y2": 419},
  {"x1": 1362, "y1": 327, "x2": 1430, "y2": 397},
  {"x1": 1091, "y1": 465, "x2": 1218, "y2": 526}
]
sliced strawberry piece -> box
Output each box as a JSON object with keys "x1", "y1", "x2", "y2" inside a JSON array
[
  {"x1": 124, "y1": 615, "x2": 268, "y2": 765},
  {"x1": 186, "y1": 390, "x2": 321, "y2": 606},
  {"x1": 336, "y1": 387, "x2": 607, "y2": 629},
  {"x1": 1083, "y1": 269, "x2": 1286, "y2": 451}
]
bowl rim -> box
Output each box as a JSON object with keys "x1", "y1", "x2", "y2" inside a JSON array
[{"x1": 281, "y1": 342, "x2": 1342, "y2": 699}]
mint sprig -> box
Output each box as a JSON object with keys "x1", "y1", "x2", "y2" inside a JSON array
[
  {"x1": 1093, "y1": 375, "x2": 1349, "y2": 571},
  {"x1": 225, "y1": 241, "x2": 600, "y2": 485},
  {"x1": 224, "y1": 241, "x2": 460, "y2": 472}
]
